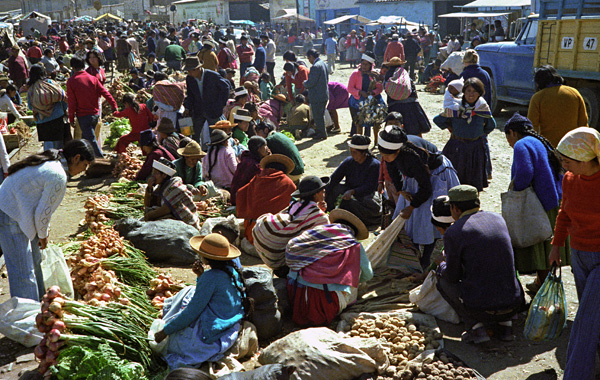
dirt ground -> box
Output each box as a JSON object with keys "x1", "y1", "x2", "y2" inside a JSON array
[{"x1": 0, "y1": 61, "x2": 588, "y2": 380}]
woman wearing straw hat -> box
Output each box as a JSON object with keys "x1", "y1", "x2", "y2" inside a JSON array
[
  {"x1": 378, "y1": 125, "x2": 459, "y2": 270},
  {"x1": 326, "y1": 135, "x2": 382, "y2": 228},
  {"x1": 253, "y1": 175, "x2": 330, "y2": 277},
  {"x1": 153, "y1": 233, "x2": 252, "y2": 369},
  {"x1": 384, "y1": 57, "x2": 432, "y2": 137},
  {"x1": 144, "y1": 157, "x2": 200, "y2": 229},
  {"x1": 549, "y1": 127, "x2": 600, "y2": 380},
  {"x1": 202, "y1": 129, "x2": 238, "y2": 190},
  {"x1": 173, "y1": 141, "x2": 219, "y2": 202},
  {"x1": 347, "y1": 52, "x2": 384, "y2": 137},
  {"x1": 285, "y1": 209, "x2": 373, "y2": 326}
]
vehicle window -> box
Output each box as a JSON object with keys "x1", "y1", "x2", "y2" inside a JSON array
[{"x1": 523, "y1": 20, "x2": 538, "y2": 45}]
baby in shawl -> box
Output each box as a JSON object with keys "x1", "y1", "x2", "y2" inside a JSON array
[{"x1": 441, "y1": 78, "x2": 464, "y2": 117}]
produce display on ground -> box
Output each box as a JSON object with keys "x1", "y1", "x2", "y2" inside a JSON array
[
  {"x1": 104, "y1": 119, "x2": 132, "y2": 150},
  {"x1": 112, "y1": 153, "x2": 144, "y2": 180}
]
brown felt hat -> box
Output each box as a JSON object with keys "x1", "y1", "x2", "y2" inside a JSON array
[
  {"x1": 260, "y1": 154, "x2": 295, "y2": 174},
  {"x1": 189, "y1": 233, "x2": 241, "y2": 261},
  {"x1": 157, "y1": 118, "x2": 176, "y2": 134},
  {"x1": 329, "y1": 209, "x2": 369, "y2": 241},
  {"x1": 177, "y1": 140, "x2": 206, "y2": 157}
]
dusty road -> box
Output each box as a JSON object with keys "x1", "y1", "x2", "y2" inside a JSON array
[{"x1": 0, "y1": 61, "x2": 586, "y2": 380}]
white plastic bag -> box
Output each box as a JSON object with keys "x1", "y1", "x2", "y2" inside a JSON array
[
  {"x1": 0, "y1": 297, "x2": 43, "y2": 347},
  {"x1": 41, "y1": 245, "x2": 74, "y2": 298},
  {"x1": 324, "y1": 110, "x2": 334, "y2": 128},
  {"x1": 409, "y1": 272, "x2": 460, "y2": 324},
  {"x1": 148, "y1": 318, "x2": 168, "y2": 354}
]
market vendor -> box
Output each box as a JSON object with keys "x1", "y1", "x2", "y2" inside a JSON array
[
  {"x1": 236, "y1": 154, "x2": 297, "y2": 244},
  {"x1": 173, "y1": 141, "x2": 218, "y2": 202},
  {"x1": 230, "y1": 136, "x2": 271, "y2": 205},
  {"x1": 202, "y1": 129, "x2": 238, "y2": 191},
  {"x1": 0, "y1": 85, "x2": 21, "y2": 125},
  {"x1": 154, "y1": 233, "x2": 251, "y2": 369},
  {"x1": 157, "y1": 118, "x2": 192, "y2": 159},
  {"x1": 325, "y1": 135, "x2": 381, "y2": 228},
  {"x1": 255, "y1": 119, "x2": 305, "y2": 183},
  {"x1": 232, "y1": 109, "x2": 252, "y2": 148},
  {"x1": 258, "y1": 93, "x2": 288, "y2": 128},
  {"x1": 135, "y1": 129, "x2": 176, "y2": 181},
  {"x1": 436, "y1": 185, "x2": 524, "y2": 344},
  {"x1": 113, "y1": 93, "x2": 154, "y2": 154},
  {"x1": 224, "y1": 87, "x2": 249, "y2": 123},
  {"x1": 253, "y1": 175, "x2": 330, "y2": 277},
  {"x1": 285, "y1": 209, "x2": 373, "y2": 326},
  {"x1": 144, "y1": 158, "x2": 200, "y2": 230}
]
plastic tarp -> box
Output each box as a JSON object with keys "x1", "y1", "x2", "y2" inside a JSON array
[
  {"x1": 70, "y1": 16, "x2": 93, "y2": 23},
  {"x1": 367, "y1": 16, "x2": 425, "y2": 29},
  {"x1": 0, "y1": 22, "x2": 13, "y2": 35},
  {"x1": 230, "y1": 20, "x2": 256, "y2": 26},
  {"x1": 438, "y1": 11, "x2": 511, "y2": 17},
  {"x1": 462, "y1": 0, "x2": 530, "y2": 7},
  {"x1": 94, "y1": 13, "x2": 123, "y2": 22},
  {"x1": 324, "y1": 15, "x2": 372, "y2": 25},
  {"x1": 20, "y1": 11, "x2": 51, "y2": 35}
]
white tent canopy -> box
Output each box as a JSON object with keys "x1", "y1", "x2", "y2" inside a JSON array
[
  {"x1": 272, "y1": 13, "x2": 315, "y2": 22},
  {"x1": 366, "y1": 16, "x2": 426, "y2": 29},
  {"x1": 438, "y1": 11, "x2": 511, "y2": 17},
  {"x1": 462, "y1": 0, "x2": 530, "y2": 7},
  {"x1": 324, "y1": 15, "x2": 372, "y2": 25},
  {"x1": 20, "y1": 11, "x2": 51, "y2": 35}
]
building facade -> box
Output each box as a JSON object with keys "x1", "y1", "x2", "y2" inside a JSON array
[
  {"x1": 315, "y1": 0, "x2": 359, "y2": 27},
  {"x1": 173, "y1": 0, "x2": 230, "y2": 25}
]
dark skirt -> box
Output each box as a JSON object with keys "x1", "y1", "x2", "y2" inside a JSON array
[
  {"x1": 387, "y1": 99, "x2": 432, "y2": 135},
  {"x1": 442, "y1": 136, "x2": 488, "y2": 191},
  {"x1": 36, "y1": 116, "x2": 72, "y2": 143}
]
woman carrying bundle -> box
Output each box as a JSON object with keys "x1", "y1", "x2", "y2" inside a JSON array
[
  {"x1": 0, "y1": 140, "x2": 94, "y2": 300},
  {"x1": 154, "y1": 233, "x2": 252, "y2": 369}
]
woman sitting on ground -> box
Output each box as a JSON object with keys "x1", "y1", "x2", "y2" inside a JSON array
[
  {"x1": 154, "y1": 233, "x2": 252, "y2": 369},
  {"x1": 286, "y1": 209, "x2": 373, "y2": 326},
  {"x1": 173, "y1": 141, "x2": 219, "y2": 202},
  {"x1": 157, "y1": 118, "x2": 192, "y2": 159},
  {"x1": 230, "y1": 136, "x2": 271, "y2": 205},
  {"x1": 224, "y1": 87, "x2": 249, "y2": 123},
  {"x1": 135, "y1": 129, "x2": 176, "y2": 181},
  {"x1": 144, "y1": 158, "x2": 200, "y2": 229},
  {"x1": 326, "y1": 135, "x2": 381, "y2": 228},
  {"x1": 202, "y1": 129, "x2": 238, "y2": 191},
  {"x1": 113, "y1": 93, "x2": 154, "y2": 154},
  {"x1": 253, "y1": 175, "x2": 330, "y2": 277},
  {"x1": 232, "y1": 109, "x2": 253, "y2": 148}
]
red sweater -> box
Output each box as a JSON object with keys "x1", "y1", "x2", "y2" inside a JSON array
[
  {"x1": 285, "y1": 65, "x2": 309, "y2": 103},
  {"x1": 27, "y1": 46, "x2": 43, "y2": 59},
  {"x1": 66, "y1": 70, "x2": 117, "y2": 123},
  {"x1": 236, "y1": 44, "x2": 254, "y2": 64},
  {"x1": 552, "y1": 170, "x2": 600, "y2": 251},
  {"x1": 113, "y1": 104, "x2": 153, "y2": 134}
]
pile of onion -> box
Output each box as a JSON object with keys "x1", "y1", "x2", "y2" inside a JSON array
[
  {"x1": 35, "y1": 286, "x2": 67, "y2": 376},
  {"x1": 112, "y1": 153, "x2": 143, "y2": 180},
  {"x1": 147, "y1": 274, "x2": 179, "y2": 309},
  {"x1": 84, "y1": 194, "x2": 111, "y2": 232}
]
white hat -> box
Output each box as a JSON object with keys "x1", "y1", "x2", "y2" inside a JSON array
[
  {"x1": 234, "y1": 88, "x2": 248, "y2": 97},
  {"x1": 377, "y1": 125, "x2": 405, "y2": 150},
  {"x1": 361, "y1": 54, "x2": 375, "y2": 64},
  {"x1": 347, "y1": 141, "x2": 370, "y2": 150},
  {"x1": 448, "y1": 78, "x2": 464, "y2": 92},
  {"x1": 152, "y1": 160, "x2": 177, "y2": 177}
]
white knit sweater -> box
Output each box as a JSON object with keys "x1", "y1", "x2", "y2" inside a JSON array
[{"x1": 0, "y1": 160, "x2": 67, "y2": 240}]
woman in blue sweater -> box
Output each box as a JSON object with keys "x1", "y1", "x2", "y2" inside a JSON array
[
  {"x1": 504, "y1": 112, "x2": 570, "y2": 293},
  {"x1": 154, "y1": 233, "x2": 251, "y2": 369}
]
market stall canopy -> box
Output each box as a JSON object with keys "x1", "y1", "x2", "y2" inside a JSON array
[
  {"x1": 70, "y1": 15, "x2": 93, "y2": 23},
  {"x1": 94, "y1": 13, "x2": 123, "y2": 22},
  {"x1": 19, "y1": 11, "x2": 51, "y2": 35},
  {"x1": 324, "y1": 15, "x2": 372, "y2": 25},
  {"x1": 367, "y1": 16, "x2": 426, "y2": 29},
  {"x1": 438, "y1": 11, "x2": 511, "y2": 17},
  {"x1": 0, "y1": 22, "x2": 14, "y2": 35},
  {"x1": 462, "y1": 0, "x2": 530, "y2": 7},
  {"x1": 272, "y1": 13, "x2": 315, "y2": 22},
  {"x1": 230, "y1": 20, "x2": 256, "y2": 26}
]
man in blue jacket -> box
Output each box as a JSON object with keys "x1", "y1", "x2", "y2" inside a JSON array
[
  {"x1": 252, "y1": 38, "x2": 266, "y2": 73},
  {"x1": 303, "y1": 49, "x2": 329, "y2": 140},
  {"x1": 183, "y1": 57, "x2": 230, "y2": 151}
]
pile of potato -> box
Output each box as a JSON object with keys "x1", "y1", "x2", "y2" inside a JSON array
[{"x1": 381, "y1": 352, "x2": 480, "y2": 380}]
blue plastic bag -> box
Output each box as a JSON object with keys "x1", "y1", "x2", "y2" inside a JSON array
[{"x1": 523, "y1": 266, "x2": 567, "y2": 341}]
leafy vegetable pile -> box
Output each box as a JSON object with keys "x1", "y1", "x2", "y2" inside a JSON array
[{"x1": 104, "y1": 119, "x2": 132, "y2": 150}]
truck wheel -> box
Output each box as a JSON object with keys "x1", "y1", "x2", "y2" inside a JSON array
[
  {"x1": 490, "y1": 79, "x2": 504, "y2": 116},
  {"x1": 578, "y1": 88, "x2": 600, "y2": 130}
]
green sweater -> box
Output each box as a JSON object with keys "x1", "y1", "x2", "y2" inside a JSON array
[
  {"x1": 267, "y1": 132, "x2": 304, "y2": 176},
  {"x1": 164, "y1": 44, "x2": 187, "y2": 62},
  {"x1": 174, "y1": 157, "x2": 204, "y2": 189},
  {"x1": 232, "y1": 127, "x2": 249, "y2": 147}
]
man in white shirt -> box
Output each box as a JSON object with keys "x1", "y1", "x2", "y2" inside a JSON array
[{"x1": 261, "y1": 34, "x2": 276, "y2": 84}]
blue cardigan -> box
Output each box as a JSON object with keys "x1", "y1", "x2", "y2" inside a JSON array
[
  {"x1": 163, "y1": 268, "x2": 243, "y2": 343},
  {"x1": 511, "y1": 136, "x2": 562, "y2": 211},
  {"x1": 184, "y1": 70, "x2": 230, "y2": 120},
  {"x1": 327, "y1": 155, "x2": 380, "y2": 198},
  {"x1": 460, "y1": 64, "x2": 492, "y2": 105}
]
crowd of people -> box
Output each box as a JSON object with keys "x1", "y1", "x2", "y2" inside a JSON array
[{"x1": 0, "y1": 17, "x2": 598, "y2": 380}]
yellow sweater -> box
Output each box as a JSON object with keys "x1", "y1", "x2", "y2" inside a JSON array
[
  {"x1": 527, "y1": 85, "x2": 588, "y2": 147},
  {"x1": 197, "y1": 49, "x2": 219, "y2": 71}
]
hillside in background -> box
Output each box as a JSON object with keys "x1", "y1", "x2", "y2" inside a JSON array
[{"x1": 0, "y1": 1, "x2": 21, "y2": 13}]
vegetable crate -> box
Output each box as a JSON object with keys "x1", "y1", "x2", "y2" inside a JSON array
[{"x1": 3, "y1": 133, "x2": 19, "y2": 152}]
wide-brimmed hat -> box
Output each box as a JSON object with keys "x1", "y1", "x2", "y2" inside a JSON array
[
  {"x1": 210, "y1": 120, "x2": 237, "y2": 130},
  {"x1": 292, "y1": 175, "x2": 329, "y2": 198},
  {"x1": 382, "y1": 56, "x2": 406, "y2": 66},
  {"x1": 157, "y1": 118, "x2": 176, "y2": 134},
  {"x1": 260, "y1": 154, "x2": 295, "y2": 174},
  {"x1": 209, "y1": 129, "x2": 231, "y2": 145},
  {"x1": 183, "y1": 57, "x2": 201, "y2": 71},
  {"x1": 218, "y1": 38, "x2": 228, "y2": 45},
  {"x1": 233, "y1": 109, "x2": 252, "y2": 122},
  {"x1": 177, "y1": 140, "x2": 206, "y2": 157},
  {"x1": 271, "y1": 93, "x2": 288, "y2": 103},
  {"x1": 329, "y1": 209, "x2": 369, "y2": 240},
  {"x1": 189, "y1": 233, "x2": 241, "y2": 261},
  {"x1": 243, "y1": 80, "x2": 259, "y2": 92},
  {"x1": 233, "y1": 86, "x2": 248, "y2": 97},
  {"x1": 203, "y1": 39, "x2": 216, "y2": 49}
]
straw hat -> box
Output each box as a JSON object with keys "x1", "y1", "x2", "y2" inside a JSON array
[
  {"x1": 329, "y1": 209, "x2": 369, "y2": 240},
  {"x1": 189, "y1": 233, "x2": 241, "y2": 261},
  {"x1": 271, "y1": 93, "x2": 288, "y2": 103},
  {"x1": 177, "y1": 140, "x2": 206, "y2": 158},
  {"x1": 210, "y1": 120, "x2": 237, "y2": 130},
  {"x1": 260, "y1": 154, "x2": 295, "y2": 174},
  {"x1": 382, "y1": 57, "x2": 406, "y2": 66}
]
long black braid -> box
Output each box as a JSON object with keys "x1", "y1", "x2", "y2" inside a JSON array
[
  {"x1": 207, "y1": 144, "x2": 223, "y2": 180},
  {"x1": 504, "y1": 122, "x2": 563, "y2": 180},
  {"x1": 206, "y1": 259, "x2": 254, "y2": 319}
]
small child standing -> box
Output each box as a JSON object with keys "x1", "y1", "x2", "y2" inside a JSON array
[
  {"x1": 259, "y1": 72, "x2": 274, "y2": 101},
  {"x1": 442, "y1": 78, "x2": 464, "y2": 117}
]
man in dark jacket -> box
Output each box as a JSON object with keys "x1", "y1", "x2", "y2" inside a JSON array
[
  {"x1": 403, "y1": 33, "x2": 421, "y2": 81},
  {"x1": 437, "y1": 185, "x2": 524, "y2": 344},
  {"x1": 183, "y1": 57, "x2": 230, "y2": 151},
  {"x1": 303, "y1": 49, "x2": 329, "y2": 140}
]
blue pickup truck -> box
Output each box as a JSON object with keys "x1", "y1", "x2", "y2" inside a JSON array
[{"x1": 476, "y1": 0, "x2": 600, "y2": 128}]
